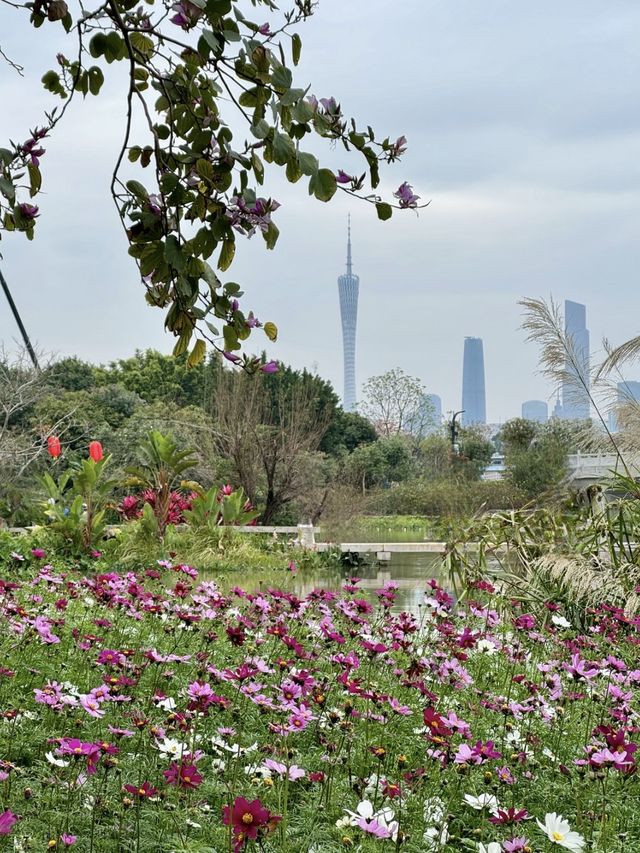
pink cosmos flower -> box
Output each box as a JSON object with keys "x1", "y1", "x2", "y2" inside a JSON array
[{"x1": 0, "y1": 811, "x2": 18, "y2": 835}]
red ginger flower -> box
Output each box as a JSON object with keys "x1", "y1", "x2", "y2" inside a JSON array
[
  {"x1": 47, "y1": 435, "x2": 61, "y2": 458},
  {"x1": 88, "y1": 440, "x2": 103, "y2": 462}
]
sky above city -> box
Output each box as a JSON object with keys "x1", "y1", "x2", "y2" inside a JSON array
[{"x1": 1, "y1": 0, "x2": 639, "y2": 422}]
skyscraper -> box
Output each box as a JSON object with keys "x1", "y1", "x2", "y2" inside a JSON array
[
  {"x1": 427, "y1": 393, "x2": 442, "y2": 429},
  {"x1": 522, "y1": 400, "x2": 548, "y2": 423},
  {"x1": 337, "y1": 218, "x2": 359, "y2": 412},
  {"x1": 609, "y1": 381, "x2": 640, "y2": 432},
  {"x1": 461, "y1": 337, "x2": 486, "y2": 425},
  {"x1": 562, "y1": 300, "x2": 590, "y2": 420}
]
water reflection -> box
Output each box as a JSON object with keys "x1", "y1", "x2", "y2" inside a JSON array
[{"x1": 234, "y1": 552, "x2": 447, "y2": 615}]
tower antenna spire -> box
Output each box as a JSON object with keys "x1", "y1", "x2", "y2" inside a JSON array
[{"x1": 346, "y1": 213, "x2": 352, "y2": 276}]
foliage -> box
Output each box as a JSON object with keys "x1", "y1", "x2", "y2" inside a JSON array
[
  {"x1": 1, "y1": 1, "x2": 417, "y2": 364},
  {"x1": 499, "y1": 418, "x2": 572, "y2": 498},
  {"x1": 359, "y1": 368, "x2": 435, "y2": 437},
  {"x1": 345, "y1": 435, "x2": 414, "y2": 492},
  {"x1": 368, "y1": 478, "x2": 526, "y2": 517},
  {"x1": 452, "y1": 425, "x2": 495, "y2": 481},
  {"x1": 126, "y1": 430, "x2": 199, "y2": 536},
  {"x1": 39, "y1": 452, "x2": 116, "y2": 553},
  {"x1": 185, "y1": 484, "x2": 259, "y2": 529}
]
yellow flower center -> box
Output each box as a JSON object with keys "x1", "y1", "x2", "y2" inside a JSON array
[
  {"x1": 552, "y1": 831, "x2": 564, "y2": 841},
  {"x1": 138, "y1": 788, "x2": 146, "y2": 796},
  {"x1": 242, "y1": 813, "x2": 254, "y2": 825}
]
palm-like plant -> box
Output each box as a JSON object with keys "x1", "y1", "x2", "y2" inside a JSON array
[{"x1": 126, "y1": 430, "x2": 198, "y2": 537}]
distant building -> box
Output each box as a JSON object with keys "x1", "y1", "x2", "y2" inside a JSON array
[
  {"x1": 609, "y1": 381, "x2": 640, "y2": 432},
  {"x1": 522, "y1": 400, "x2": 548, "y2": 423},
  {"x1": 426, "y1": 393, "x2": 442, "y2": 430},
  {"x1": 562, "y1": 300, "x2": 590, "y2": 420},
  {"x1": 337, "y1": 217, "x2": 359, "y2": 412},
  {"x1": 461, "y1": 337, "x2": 486, "y2": 425},
  {"x1": 552, "y1": 393, "x2": 563, "y2": 419}
]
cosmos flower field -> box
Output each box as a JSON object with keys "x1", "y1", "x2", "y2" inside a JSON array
[{"x1": 0, "y1": 550, "x2": 639, "y2": 851}]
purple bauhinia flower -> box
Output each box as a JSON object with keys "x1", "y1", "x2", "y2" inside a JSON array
[
  {"x1": 260, "y1": 360, "x2": 278, "y2": 374},
  {"x1": 19, "y1": 203, "x2": 39, "y2": 220},
  {"x1": 393, "y1": 182, "x2": 420, "y2": 209},
  {"x1": 336, "y1": 170, "x2": 353, "y2": 184}
]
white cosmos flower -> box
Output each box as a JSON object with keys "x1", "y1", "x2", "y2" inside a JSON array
[
  {"x1": 154, "y1": 737, "x2": 189, "y2": 758},
  {"x1": 343, "y1": 799, "x2": 376, "y2": 826},
  {"x1": 211, "y1": 737, "x2": 257, "y2": 757},
  {"x1": 537, "y1": 813, "x2": 585, "y2": 851},
  {"x1": 155, "y1": 696, "x2": 176, "y2": 711},
  {"x1": 552, "y1": 614, "x2": 572, "y2": 629},
  {"x1": 463, "y1": 793, "x2": 499, "y2": 814},
  {"x1": 423, "y1": 824, "x2": 449, "y2": 849},
  {"x1": 423, "y1": 796, "x2": 446, "y2": 824},
  {"x1": 476, "y1": 639, "x2": 498, "y2": 655},
  {"x1": 478, "y1": 844, "x2": 502, "y2": 853},
  {"x1": 45, "y1": 751, "x2": 69, "y2": 768}
]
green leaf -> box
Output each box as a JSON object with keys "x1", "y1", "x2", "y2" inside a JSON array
[
  {"x1": 251, "y1": 151, "x2": 264, "y2": 185},
  {"x1": 27, "y1": 163, "x2": 41, "y2": 198},
  {"x1": 223, "y1": 324, "x2": 239, "y2": 351},
  {"x1": 89, "y1": 33, "x2": 107, "y2": 58},
  {"x1": 263, "y1": 321, "x2": 278, "y2": 342},
  {"x1": 262, "y1": 221, "x2": 279, "y2": 250},
  {"x1": 0, "y1": 149, "x2": 13, "y2": 167},
  {"x1": 125, "y1": 180, "x2": 148, "y2": 201},
  {"x1": 298, "y1": 152, "x2": 318, "y2": 176},
  {"x1": 251, "y1": 119, "x2": 270, "y2": 140},
  {"x1": 271, "y1": 65, "x2": 293, "y2": 92},
  {"x1": 286, "y1": 158, "x2": 302, "y2": 183},
  {"x1": 0, "y1": 177, "x2": 15, "y2": 201},
  {"x1": 130, "y1": 33, "x2": 154, "y2": 59},
  {"x1": 187, "y1": 338, "x2": 206, "y2": 367},
  {"x1": 292, "y1": 33, "x2": 302, "y2": 65},
  {"x1": 173, "y1": 331, "x2": 191, "y2": 357},
  {"x1": 310, "y1": 169, "x2": 337, "y2": 203},
  {"x1": 272, "y1": 131, "x2": 295, "y2": 165},
  {"x1": 218, "y1": 238, "x2": 235, "y2": 272},
  {"x1": 164, "y1": 235, "x2": 185, "y2": 272},
  {"x1": 375, "y1": 202, "x2": 393, "y2": 221},
  {"x1": 87, "y1": 66, "x2": 104, "y2": 96},
  {"x1": 202, "y1": 29, "x2": 222, "y2": 53}
]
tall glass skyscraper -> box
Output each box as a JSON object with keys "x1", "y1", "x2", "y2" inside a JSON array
[
  {"x1": 338, "y1": 219, "x2": 359, "y2": 412},
  {"x1": 461, "y1": 337, "x2": 486, "y2": 425},
  {"x1": 562, "y1": 300, "x2": 590, "y2": 420},
  {"x1": 522, "y1": 400, "x2": 548, "y2": 423},
  {"x1": 609, "y1": 381, "x2": 640, "y2": 432}
]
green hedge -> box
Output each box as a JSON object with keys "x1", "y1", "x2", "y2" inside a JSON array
[{"x1": 366, "y1": 479, "x2": 527, "y2": 517}]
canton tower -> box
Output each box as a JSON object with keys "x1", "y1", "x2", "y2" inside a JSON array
[{"x1": 338, "y1": 217, "x2": 359, "y2": 412}]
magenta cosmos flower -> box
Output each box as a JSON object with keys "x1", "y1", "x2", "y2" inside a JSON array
[
  {"x1": 222, "y1": 797, "x2": 280, "y2": 848},
  {"x1": 0, "y1": 811, "x2": 18, "y2": 835}
]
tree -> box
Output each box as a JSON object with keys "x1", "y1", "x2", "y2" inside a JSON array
[
  {"x1": 499, "y1": 418, "x2": 571, "y2": 498},
  {"x1": 453, "y1": 426, "x2": 494, "y2": 481},
  {"x1": 321, "y1": 409, "x2": 378, "y2": 455},
  {"x1": 1, "y1": 2, "x2": 419, "y2": 367},
  {"x1": 345, "y1": 435, "x2": 413, "y2": 493},
  {"x1": 360, "y1": 369, "x2": 435, "y2": 438},
  {"x1": 211, "y1": 366, "x2": 331, "y2": 523}
]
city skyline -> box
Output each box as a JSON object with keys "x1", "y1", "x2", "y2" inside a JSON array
[{"x1": 337, "y1": 219, "x2": 359, "y2": 413}]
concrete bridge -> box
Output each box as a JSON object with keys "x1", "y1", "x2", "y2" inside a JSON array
[{"x1": 566, "y1": 453, "x2": 640, "y2": 484}]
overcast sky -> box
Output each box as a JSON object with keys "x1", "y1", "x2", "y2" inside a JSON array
[{"x1": 1, "y1": 0, "x2": 639, "y2": 422}]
